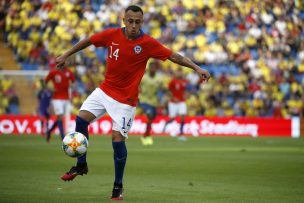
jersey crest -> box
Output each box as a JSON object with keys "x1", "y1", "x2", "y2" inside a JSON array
[{"x1": 134, "y1": 45, "x2": 142, "y2": 54}]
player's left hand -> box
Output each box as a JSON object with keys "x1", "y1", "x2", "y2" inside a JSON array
[{"x1": 55, "y1": 55, "x2": 67, "y2": 69}]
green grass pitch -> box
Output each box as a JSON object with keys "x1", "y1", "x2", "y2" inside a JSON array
[{"x1": 0, "y1": 135, "x2": 304, "y2": 203}]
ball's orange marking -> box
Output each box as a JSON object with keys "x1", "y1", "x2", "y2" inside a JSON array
[{"x1": 67, "y1": 138, "x2": 81, "y2": 152}]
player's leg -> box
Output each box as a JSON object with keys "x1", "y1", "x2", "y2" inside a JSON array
[
  {"x1": 39, "y1": 110, "x2": 45, "y2": 135},
  {"x1": 46, "y1": 105, "x2": 57, "y2": 141},
  {"x1": 111, "y1": 131, "x2": 127, "y2": 200},
  {"x1": 140, "y1": 103, "x2": 156, "y2": 145},
  {"x1": 47, "y1": 100, "x2": 63, "y2": 141},
  {"x1": 107, "y1": 100, "x2": 136, "y2": 200},
  {"x1": 139, "y1": 103, "x2": 149, "y2": 138},
  {"x1": 61, "y1": 110, "x2": 96, "y2": 181},
  {"x1": 145, "y1": 116, "x2": 152, "y2": 137},
  {"x1": 163, "y1": 102, "x2": 177, "y2": 133},
  {"x1": 75, "y1": 110, "x2": 95, "y2": 167},
  {"x1": 180, "y1": 114, "x2": 185, "y2": 135},
  {"x1": 144, "y1": 105, "x2": 156, "y2": 145},
  {"x1": 145, "y1": 105, "x2": 156, "y2": 137},
  {"x1": 47, "y1": 119, "x2": 58, "y2": 138},
  {"x1": 61, "y1": 88, "x2": 106, "y2": 181},
  {"x1": 178, "y1": 102, "x2": 187, "y2": 141},
  {"x1": 39, "y1": 118, "x2": 44, "y2": 135},
  {"x1": 57, "y1": 100, "x2": 74, "y2": 140},
  {"x1": 57, "y1": 100, "x2": 72, "y2": 140},
  {"x1": 45, "y1": 111, "x2": 50, "y2": 135},
  {"x1": 41, "y1": 108, "x2": 50, "y2": 135},
  {"x1": 56, "y1": 114, "x2": 65, "y2": 140},
  {"x1": 46, "y1": 122, "x2": 57, "y2": 142}
]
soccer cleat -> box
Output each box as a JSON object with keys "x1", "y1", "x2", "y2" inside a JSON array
[
  {"x1": 61, "y1": 165, "x2": 88, "y2": 181},
  {"x1": 140, "y1": 136, "x2": 154, "y2": 146},
  {"x1": 140, "y1": 136, "x2": 147, "y2": 145},
  {"x1": 111, "y1": 184, "x2": 123, "y2": 200},
  {"x1": 145, "y1": 136, "x2": 154, "y2": 145},
  {"x1": 140, "y1": 136, "x2": 149, "y2": 146}
]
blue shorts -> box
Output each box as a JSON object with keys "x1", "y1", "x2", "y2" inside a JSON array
[{"x1": 138, "y1": 103, "x2": 157, "y2": 119}]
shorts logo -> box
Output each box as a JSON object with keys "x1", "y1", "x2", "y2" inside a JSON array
[{"x1": 134, "y1": 45, "x2": 142, "y2": 54}]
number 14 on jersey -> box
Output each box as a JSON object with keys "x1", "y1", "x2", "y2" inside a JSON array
[{"x1": 109, "y1": 46, "x2": 119, "y2": 60}]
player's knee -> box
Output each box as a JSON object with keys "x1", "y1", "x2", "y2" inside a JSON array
[
  {"x1": 112, "y1": 131, "x2": 125, "y2": 142},
  {"x1": 78, "y1": 110, "x2": 96, "y2": 123}
]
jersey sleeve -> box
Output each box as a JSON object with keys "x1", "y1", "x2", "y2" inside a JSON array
[
  {"x1": 90, "y1": 28, "x2": 115, "y2": 47},
  {"x1": 148, "y1": 38, "x2": 173, "y2": 61}
]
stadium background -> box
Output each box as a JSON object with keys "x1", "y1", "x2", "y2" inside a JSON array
[
  {"x1": 0, "y1": 0, "x2": 304, "y2": 136},
  {"x1": 0, "y1": 1, "x2": 304, "y2": 203}
]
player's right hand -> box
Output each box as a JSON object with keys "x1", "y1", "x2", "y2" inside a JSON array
[{"x1": 197, "y1": 68, "x2": 210, "y2": 83}]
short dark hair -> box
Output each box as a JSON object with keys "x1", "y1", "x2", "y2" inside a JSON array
[{"x1": 125, "y1": 5, "x2": 143, "y2": 15}]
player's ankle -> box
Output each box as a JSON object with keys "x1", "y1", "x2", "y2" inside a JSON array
[
  {"x1": 77, "y1": 162, "x2": 87, "y2": 167},
  {"x1": 114, "y1": 182, "x2": 123, "y2": 188}
]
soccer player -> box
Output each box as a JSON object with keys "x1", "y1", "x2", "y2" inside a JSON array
[
  {"x1": 163, "y1": 67, "x2": 189, "y2": 141},
  {"x1": 56, "y1": 5, "x2": 210, "y2": 200},
  {"x1": 45, "y1": 66, "x2": 75, "y2": 142},
  {"x1": 138, "y1": 61, "x2": 161, "y2": 145},
  {"x1": 37, "y1": 79, "x2": 52, "y2": 135}
]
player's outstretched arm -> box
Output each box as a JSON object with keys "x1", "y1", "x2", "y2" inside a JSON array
[
  {"x1": 56, "y1": 38, "x2": 92, "y2": 68},
  {"x1": 168, "y1": 52, "x2": 210, "y2": 83}
]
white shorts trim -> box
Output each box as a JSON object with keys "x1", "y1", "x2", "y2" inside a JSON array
[
  {"x1": 80, "y1": 88, "x2": 136, "y2": 137},
  {"x1": 168, "y1": 101, "x2": 187, "y2": 118},
  {"x1": 52, "y1": 99, "x2": 70, "y2": 115}
]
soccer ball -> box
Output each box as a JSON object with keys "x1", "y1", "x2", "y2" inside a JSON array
[{"x1": 62, "y1": 132, "x2": 88, "y2": 158}]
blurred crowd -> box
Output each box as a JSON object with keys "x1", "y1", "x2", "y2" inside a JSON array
[
  {"x1": 1, "y1": 0, "x2": 304, "y2": 118},
  {"x1": 0, "y1": 74, "x2": 20, "y2": 114}
]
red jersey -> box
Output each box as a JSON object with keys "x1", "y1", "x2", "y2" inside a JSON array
[
  {"x1": 168, "y1": 78, "x2": 188, "y2": 102},
  {"x1": 90, "y1": 28, "x2": 173, "y2": 106},
  {"x1": 45, "y1": 68, "x2": 75, "y2": 100}
]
